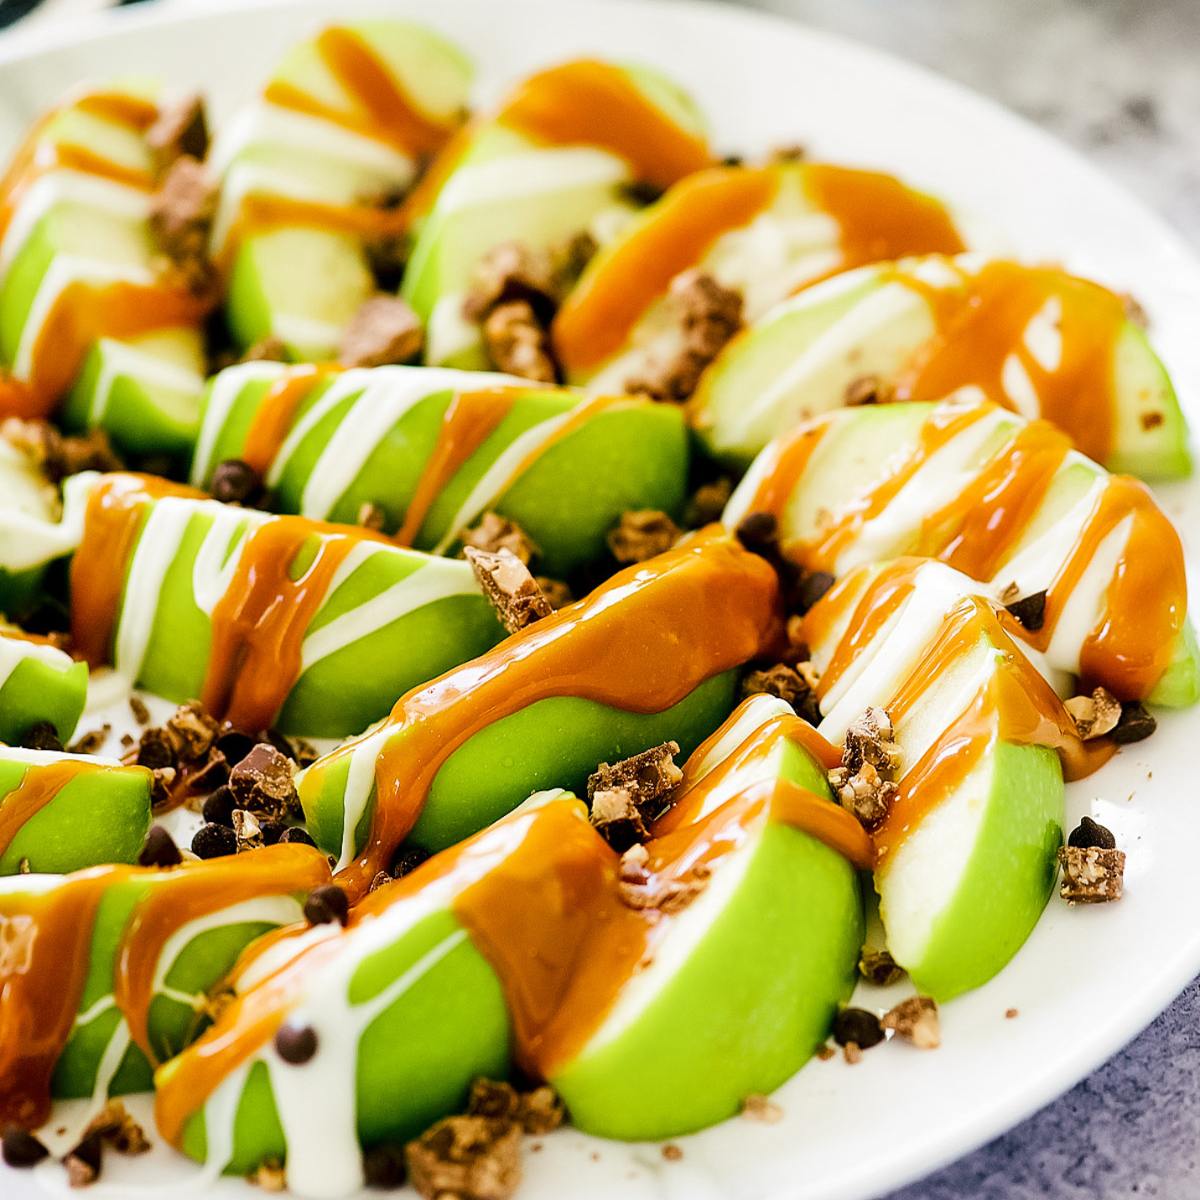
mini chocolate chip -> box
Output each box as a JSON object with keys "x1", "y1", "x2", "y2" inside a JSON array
[
  {"x1": 274, "y1": 1022, "x2": 318, "y2": 1064},
  {"x1": 734, "y1": 511, "x2": 779, "y2": 558},
  {"x1": 259, "y1": 820, "x2": 287, "y2": 845},
  {"x1": 1005, "y1": 590, "x2": 1047, "y2": 632},
  {"x1": 1067, "y1": 815, "x2": 1117, "y2": 850},
  {"x1": 19, "y1": 720, "x2": 62, "y2": 752},
  {"x1": 191, "y1": 822, "x2": 237, "y2": 859},
  {"x1": 202, "y1": 785, "x2": 236, "y2": 826},
  {"x1": 2, "y1": 1128, "x2": 49, "y2": 1168},
  {"x1": 1112, "y1": 701, "x2": 1156, "y2": 745},
  {"x1": 264, "y1": 729, "x2": 299, "y2": 762},
  {"x1": 390, "y1": 846, "x2": 430, "y2": 879},
  {"x1": 211, "y1": 458, "x2": 261, "y2": 505},
  {"x1": 138, "y1": 824, "x2": 182, "y2": 868},
  {"x1": 620, "y1": 179, "x2": 664, "y2": 206},
  {"x1": 831, "y1": 1007, "x2": 884, "y2": 1050},
  {"x1": 362, "y1": 1143, "x2": 407, "y2": 1189},
  {"x1": 279, "y1": 827, "x2": 316, "y2": 847},
  {"x1": 67, "y1": 1131, "x2": 103, "y2": 1177},
  {"x1": 214, "y1": 730, "x2": 257, "y2": 766},
  {"x1": 792, "y1": 570, "x2": 835, "y2": 615},
  {"x1": 304, "y1": 884, "x2": 349, "y2": 927}
]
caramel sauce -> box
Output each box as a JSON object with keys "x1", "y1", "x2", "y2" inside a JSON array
[
  {"x1": 496, "y1": 60, "x2": 711, "y2": 190},
  {"x1": 70, "y1": 473, "x2": 205, "y2": 666},
  {"x1": 264, "y1": 27, "x2": 456, "y2": 158},
  {"x1": 201, "y1": 516, "x2": 389, "y2": 732},
  {"x1": 395, "y1": 387, "x2": 521, "y2": 545},
  {"x1": 238, "y1": 365, "x2": 336, "y2": 476},
  {"x1": 313, "y1": 531, "x2": 781, "y2": 897},
  {"x1": 0, "y1": 372, "x2": 37, "y2": 419},
  {"x1": 0, "y1": 760, "x2": 100, "y2": 859}
]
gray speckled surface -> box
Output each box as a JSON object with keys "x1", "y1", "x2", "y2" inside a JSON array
[{"x1": 732, "y1": 2, "x2": 1200, "y2": 1196}]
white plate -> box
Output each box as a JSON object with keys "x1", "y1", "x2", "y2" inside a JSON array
[{"x1": 1, "y1": 1, "x2": 1198, "y2": 1197}]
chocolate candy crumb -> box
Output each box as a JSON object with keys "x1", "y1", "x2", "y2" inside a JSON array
[
  {"x1": 405, "y1": 1115, "x2": 522, "y2": 1200},
  {"x1": 1059, "y1": 845, "x2": 1126, "y2": 903}
]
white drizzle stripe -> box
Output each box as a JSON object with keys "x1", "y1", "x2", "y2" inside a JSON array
[
  {"x1": 190, "y1": 504, "x2": 263, "y2": 617},
  {"x1": 333, "y1": 724, "x2": 394, "y2": 869},
  {"x1": 299, "y1": 557, "x2": 480, "y2": 673},
  {"x1": 87, "y1": 340, "x2": 204, "y2": 424},
  {"x1": 190, "y1": 362, "x2": 291, "y2": 487},
  {"x1": 265, "y1": 370, "x2": 376, "y2": 489}
]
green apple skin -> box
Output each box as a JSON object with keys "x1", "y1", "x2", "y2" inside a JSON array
[
  {"x1": 877, "y1": 741, "x2": 1063, "y2": 1002},
  {"x1": 302, "y1": 670, "x2": 738, "y2": 859},
  {"x1": 552, "y1": 738, "x2": 863, "y2": 1141},
  {"x1": 1149, "y1": 620, "x2": 1200, "y2": 709},
  {"x1": 0, "y1": 758, "x2": 151, "y2": 874},
  {"x1": 0, "y1": 646, "x2": 87, "y2": 744},
  {"x1": 172, "y1": 908, "x2": 511, "y2": 1174}
]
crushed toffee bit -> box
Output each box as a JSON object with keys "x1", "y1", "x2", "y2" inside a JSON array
[
  {"x1": 147, "y1": 93, "x2": 209, "y2": 172},
  {"x1": 339, "y1": 295, "x2": 424, "y2": 367},
  {"x1": 148, "y1": 155, "x2": 217, "y2": 298},
  {"x1": 463, "y1": 242, "x2": 558, "y2": 324},
  {"x1": 120, "y1": 733, "x2": 135, "y2": 749},
  {"x1": 279, "y1": 826, "x2": 316, "y2": 848},
  {"x1": 69, "y1": 725, "x2": 111, "y2": 756},
  {"x1": 229, "y1": 743, "x2": 299, "y2": 820},
  {"x1": 84, "y1": 1101, "x2": 150, "y2": 1157},
  {"x1": 191, "y1": 821, "x2": 237, "y2": 860},
  {"x1": 370, "y1": 870, "x2": 393, "y2": 893},
  {"x1": 588, "y1": 742, "x2": 682, "y2": 818},
  {"x1": 844, "y1": 374, "x2": 895, "y2": 407},
  {"x1": 274, "y1": 1022, "x2": 318, "y2": 1064},
  {"x1": 618, "y1": 842, "x2": 650, "y2": 885},
  {"x1": 742, "y1": 663, "x2": 820, "y2": 724},
  {"x1": 136, "y1": 726, "x2": 175, "y2": 770},
  {"x1": 482, "y1": 300, "x2": 559, "y2": 384},
  {"x1": 0, "y1": 417, "x2": 123, "y2": 483},
  {"x1": 149, "y1": 766, "x2": 178, "y2": 810},
  {"x1": 815, "y1": 1044, "x2": 836, "y2": 1062},
  {"x1": 843, "y1": 1042, "x2": 863, "y2": 1065},
  {"x1": 248, "y1": 1158, "x2": 288, "y2": 1192},
  {"x1": 606, "y1": 509, "x2": 681, "y2": 564},
  {"x1": 589, "y1": 787, "x2": 649, "y2": 851},
  {"x1": 64, "y1": 1133, "x2": 102, "y2": 1188},
  {"x1": 202, "y1": 785, "x2": 236, "y2": 827},
  {"x1": 515, "y1": 1087, "x2": 564, "y2": 1136},
  {"x1": 139, "y1": 824, "x2": 182, "y2": 868},
  {"x1": 831, "y1": 1007, "x2": 884, "y2": 1051},
  {"x1": 1112, "y1": 701, "x2": 1156, "y2": 745},
  {"x1": 464, "y1": 546, "x2": 554, "y2": 634},
  {"x1": 533, "y1": 576, "x2": 573, "y2": 611},
  {"x1": 17, "y1": 857, "x2": 30, "y2": 875},
  {"x1": 882, "y1": 995, "x2": 940, "y2": 1049},
  {"x1": 304, "y1": 884, "x2": 350, "y2": 927},
  {"x1": 624, "y1": 270, "x2": 742, "y2": 403},
  {"x1": 684, "y1": 476, "x2": 733, "y2": 528},
  {"x1": 1067, "y1": 815, "x2": 1117, "y2": 850},
  {"x1": 466, "y1": 1080, "x2": 563, "y2": 1136},
  {"x1": 830, "y1": 709, "x2": 901, "y2": 828},
  {"x1": 1065, "y1": 686, "x2": 1122, "y2": 740},
  {"x1": 362, "y1": 1142, "x2": 407, "y2": 1189},
  {"x1": 357, "y1": 502, "x2": 387, "y2": 532},
  {"x1": 740, "y1": 1094, "x2": 783, "y2": 1124},
  {"x1": 769, "y1": 142, "x2": 808, "y2": 163},
  {"x1": 461, "y1": 512, "x2": 540, "y2": 566},
  {"x1": 129, "y1": 695, "x2": 151, "y2": 725},
  {"x1": 1005, "y1": 1007, "x2": 1020, "y2": 1019},
  {"x1": 829, "y1": 759, "x2": 897, "y2": 829},
  {"x1": 1121, "y1": 291, "x2": 1150, "y2": 329},
  {"x1": 1004, "y1": 589, "x2": 1047, "y2": 632},
  {"x1": 165, "y1": 700, "x2": 219, "y2": 760},
  {"x1": 468, "y1": 1079, "x2": 520, "y2": 1122},
  {"x1": 843, "y1": 707, "x2": 901, "y2": 777},
  {"x1": 661, "y1": 1143, "x2": 683, "y2": 1162},
  {"x1": 2, "y1": 1127, "x2": 48, "y2": 1168},
  {"x1": 858, "y1": 947, "x2": 905, "y2": 987},
  {"x1": 405, "y1": 1115, "x2": 522, "y2": 1200},
  {"x1": 240, "y1": 336, "x2": 289, "y2": 364},
  {"x1": 210, "y1": 459, "x2": 263, "y2": 506},
  {"x1": 617, "y1": 869, "x2": 708, "y2": 915},
  {"x1": 1058, "y1": 845, "x2": 1126, "y2": 903},
  {"x1": 391, "y1": 846, "x2": 431, "y2": 879},
  {"x1": 21, "y1": 720, "x2": 63, "y2": 752},
  {"x1": 232, "y1": 809, "x2": 265, "y2": 851}
]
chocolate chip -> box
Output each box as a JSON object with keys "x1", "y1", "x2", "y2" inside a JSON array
[
  {"x1": 202, "y1": 785, "x2": 236, "y2": 827},
  {"x1": 362, "y1": 1143, "x2": 407, "y2": 1189},
  {"x1": 620, "y1": 179, "x2": 665, "y2": 206},
  {"x1": 792, "y1": 570, "x2": 835, "y2": 616},
  {"x1": 20, "y1": 720, "x2": 62, "y2": 752},
  {"x1": 1067, "y1": 815, "x2": 1117, "y2": 850},
  {"x1": 831, "y1": 1007, "x2": 884, "y2": 1050},
  {"x1": 390, "y1": 846, "x2": 430, "y2": 879},
  {"x1": 1112, "y1": 701, "x2": 1156, "y2": 745},
  {"x1": 1004, "y1": 590, "x2": 1047, "y2": 632},
  {"x1": 191, "y1": 822, "x2": 237, "y2": 860},
  {"x1": 734, "y1": 511, "x2": 779, "y2": 559},
  {"x1": 2, "y1": 1128, "x2": 49, "y2": 1168},
  {"x1": 138, "y1": 824, "x2": 182, "y2": 868},
  {"x1": 279, "y1": 827, "x2": 316, "y2": 848},
  {"x1": 259, "y1": 821, "x2": 287, "y2": 845},
  {"x1": 274, "y1": 1023, "x2": 318, "y2": 1064},
  {"x1": 215, "y1": 729, "x2": 257, "y2": 766},
  {"x1": 210, "y1": 459, "x2": 261, "y2": 506},
  {"x1": 136, "y1": 728, "x2": 176, "y2": 770},
  {"x1": 304, "y1": 884, "x2": 349, "y2": 927},
  {"x1": 65, "y1": 1131, "x2": 103, "y2": 1186}
]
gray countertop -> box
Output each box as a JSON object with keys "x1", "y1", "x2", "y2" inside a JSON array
[{"x1": 737, "y1": 2, "x2": 1199, "y2": 1196}]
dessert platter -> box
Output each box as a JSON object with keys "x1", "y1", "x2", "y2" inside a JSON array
[{"x1": 0, "y1": 1, "x2": 1197, "y2": 1198}]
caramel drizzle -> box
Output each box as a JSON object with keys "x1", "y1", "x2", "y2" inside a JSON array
[
  {"x1": 553, "y1": 163, "x2": 965, "y2": 374},
  {"x1": 395, "y1": 387, "x2": 522, "y2": 545},
  {"x1": 307, "y1": 531, "x2": 781, "y2": 897},
  {"x1": 0, "y1": 760, "x2": 105, "y2": 860},
  {"x1": 0, "y1": 845, "x2": 328, "y2": 1131},
  {"x1": 239, "y1": 365, "x2": 338, "y2": 477},
  {"x1": 70, "y1": 473, "x2": 205, "y2": 666}
]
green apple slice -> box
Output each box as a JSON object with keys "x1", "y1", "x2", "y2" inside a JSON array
[
  {"x1": 692, "y1": 254, "x2": 1190, "y2": 478},
  {"x1": 0, "y1": 625, "x2": 87, "y2": 744}
]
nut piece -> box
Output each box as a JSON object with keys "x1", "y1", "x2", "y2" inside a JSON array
[
  {"x1": 229, "y1": 743, "x2": 299, "y2": 821},
  {"x1": 482, "y1": 300, "x2": 558, "y2": 384},
  {"x1": 232, "y1": 808, "x2": 265, "y2": 851},
  {"x1": 589, "y1": 786, "x2": 649, "y2": 851},
  {"x1": 148, "y1": 155, "x2": 217, "y2": 298},
  {"x1": 466, "y1": 1080, "x2": 564, "y2": 1135},
  {"x1": 1058, "y1": 845, "x2": 1126, "y2": 903},
  {"x1": 464, "y1": 546, "x2": 554, "y2": 635},
  {"x1": 146, "y1": 93, "x2": 209, "y2": 172},
  {"x1": 463, "y1": 242, "x2": 557, "y2": 323},
  {"x1": 165, "y1": 700, "x2": 219, "y2": 760},
  {"x1": 1065, "y1": 687, "x2": 1122, "y2": 740},
  {"x1": 338, "y1": 295, "x2": 424, "y2": 367},
  {"x1": 858, "y1": 947, "x2": 905, "y2": 987},
  {"x1": 882, "y1": 996, "x2": 940, "y2": 1049},
  {"x1": 742, "y1": 662, "x2": 820, "y2": 725},
  {"x1": 588, "y1": 741, "x2": 683, "y2": 819},
  {"x1": 461, "y1": 512, "x2": 540, "y2": 566},
  {"x1": 405, "y1": 1115, "x2": 522, "y2": 1200},
  {"x1": 606, "y1": 510, "x2": 681, "y2": 565},
  {"x1": 843, "y1": 707, "x2": 902, "y2": 776}
]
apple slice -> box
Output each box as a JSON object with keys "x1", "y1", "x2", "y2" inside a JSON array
[
  {"x1": 691, "y1": 254, "x2": 1190, "y2": 479},
  {"x1": 553, "y1": 160, "x2": 964, "y2": 393},
  {"x1": 0, "y1": 624, "x2": 87, "y2": 745},
  {"x1": 726, "y1": 397, "x2": 1197, "y2": 706}
]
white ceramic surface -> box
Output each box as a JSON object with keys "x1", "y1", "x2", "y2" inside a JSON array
[{"x1": 0, "y1": 1, "x2": 1198, "y2": 1197}]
